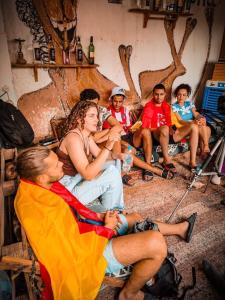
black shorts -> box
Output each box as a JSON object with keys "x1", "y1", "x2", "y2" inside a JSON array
[
  {"x1": 121, "y1": 132, "x2": 134, "y2": 146},
  {"x1": 152, "y1": 133, "x2": 176, "y2": 145}
]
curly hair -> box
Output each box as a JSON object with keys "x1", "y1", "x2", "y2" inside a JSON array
[
  {"x1": 174, "y1": 84, "x2": 192, "y2": 97},
  {"x1": 62, "y1": 101, "x2": 99, "y2": 135}
]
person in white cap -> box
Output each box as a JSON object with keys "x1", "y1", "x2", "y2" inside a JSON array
[{"x1": 103, "y1": 87, "x2": 174, "y2": 183}]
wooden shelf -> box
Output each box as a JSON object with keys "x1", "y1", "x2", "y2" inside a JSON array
[
  {"x1": 11, "y1": 63, "x2": 99, "y2": 81},
  {"x1": 128, "y1": 8, "x2": 192, "y2": 28}
]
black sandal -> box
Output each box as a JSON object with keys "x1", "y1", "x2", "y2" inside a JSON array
[
  {"x1": 142, "y1": 170, "x2": 154, "y2": 182},
  {"x1": 161, "y1": 169, "x2": 174, "y2": 180},
  {"x1": 162, "y1": 162, "x2": 177, "y2": 174},
  {"x1": 122, "y1": 174, "x2": 135, "y2": 186},
  {"x1": 185, "y1": 212, "x2": 197, "y2": 243}
]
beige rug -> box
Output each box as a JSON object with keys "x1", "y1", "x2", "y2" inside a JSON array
[{"x1": 97, "y1": 152, "x2": 225, "y2": 300}]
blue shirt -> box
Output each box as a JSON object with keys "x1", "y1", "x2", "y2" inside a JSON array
[{"x1": 172, "y1": 101, "x2": 195, "y2": 121}]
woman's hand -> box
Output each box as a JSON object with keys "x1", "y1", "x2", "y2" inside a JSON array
[
  {"x1": 195, "y1": 115, "x2": 206, "y2": 126},
  {"x1": 105, "y1": 128, "x2": 121, "y2": 150}
]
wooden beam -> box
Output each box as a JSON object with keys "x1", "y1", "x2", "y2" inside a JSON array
[{"x1": 0, "y1": 256, "x2": 40, "y2": 274}]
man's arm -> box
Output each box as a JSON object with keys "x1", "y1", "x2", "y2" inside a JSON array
[{"x1": 107, "y1": 115, "x2": 122, "y2": 129}]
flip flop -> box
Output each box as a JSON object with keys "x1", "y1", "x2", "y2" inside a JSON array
[
  {"x1": 185, "y1": 212, "x2": 197, "y2": 243},
  {"x1": 162, "y1": 163, "x2": 177, "y2": 174},
  {"x1": 161, "y1": 169, "x2": 174, "y2": 180},
  {"x1": 142, "y1": 170, "x2": 154, "y2": 182},
  {"x1": 189, "y1": 165, "x2": 201, "y2": 174},
  {"x1": 122, "y1": 174, "x2": 135, "y2": 186}
]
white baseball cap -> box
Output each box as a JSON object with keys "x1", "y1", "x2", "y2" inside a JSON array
[{"x1": 109, "y1": 87, "x2": 127, "y2": 100}]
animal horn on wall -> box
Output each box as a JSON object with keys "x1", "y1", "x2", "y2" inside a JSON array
[
  {"x1": 119, "y1": 44, "x2": 141, "y2": 106},
  {"x1": 193, "y1": 6, "x2": 214, "y2": 102}
]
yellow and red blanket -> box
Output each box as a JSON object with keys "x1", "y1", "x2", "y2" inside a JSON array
[{"x1": 14, "y1": 179, "x2": 114, "y2": 300}]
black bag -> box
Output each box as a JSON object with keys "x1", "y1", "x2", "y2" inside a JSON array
[
  {"x1": 133, "y1": 219, "x2": 196, "y2": 299},
  {"x1": 0, "y1": 99, "x2": 34, "y2": 148},
  {"x1": 143, "y1": 253, "x2": 182, "y2": 298}
]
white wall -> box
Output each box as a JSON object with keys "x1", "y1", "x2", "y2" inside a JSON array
[
  {"x1": 0, "y1": 0, "x2": 16, "y2": 103},
  {"x1": 1, "y1": 0, "x2": 224, "y2": 103},
  {"x1": 1, "y1": 0, "x2": 51, "y2": 101}
]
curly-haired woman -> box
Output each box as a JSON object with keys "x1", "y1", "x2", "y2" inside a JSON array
[
  {"x1": 172, "y1": 84, "x2": 211, "y2": 158},
  {"x1": 56, "y1": 101, "x2": 124, "y2": 211}
]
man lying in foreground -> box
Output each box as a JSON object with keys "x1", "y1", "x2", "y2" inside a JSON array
[{"x1": 14, "y1": 147, "x2": 197, "y2": 300}]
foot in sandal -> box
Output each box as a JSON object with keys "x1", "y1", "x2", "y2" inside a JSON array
[
  {"x1": 142, "y1": 170, "x2": 154, "y2": 182},
  {"x1": 122, "y1": 174, "x2": 136, "y2": 186}
]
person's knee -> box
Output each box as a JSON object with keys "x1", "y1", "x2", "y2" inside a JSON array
[
  {"x1": 141, "y1": 128, "x2": 150, "y2": 138},
  {"x1": 127, "y1": 212, "x2": 142, "y2": 223},
  {"x1": 145, "y1": 231, "x2": 167, "y2": 260},
  {"x1": 190, "y1": 123, "x2": 199, "y2": 133},
  {"x1": 207, "y1": 126, "x2": 211, "y2": 135},
  {"x1": 159, "y1": 126, "x2": 169, "y2": 138}
]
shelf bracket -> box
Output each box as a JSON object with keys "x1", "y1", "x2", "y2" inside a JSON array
[
  {"x1": 33, "y1": 66, "x2": 38, "y2": 82},
  {"x1": 143, "y1": 12, "x2": 150, "y2": 28}
]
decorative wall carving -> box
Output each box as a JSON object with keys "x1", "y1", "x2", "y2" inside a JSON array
[{"x1": 14, "y1": 0, "x2": 216, "y2": 140}]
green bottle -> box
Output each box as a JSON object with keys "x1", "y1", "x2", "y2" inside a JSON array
[
  {"x1": 183, "y1": 0, "x2": 191, "y2": 12},
  {"x1": 88, "y1": 36, "x2": 95, "y2": 65}
]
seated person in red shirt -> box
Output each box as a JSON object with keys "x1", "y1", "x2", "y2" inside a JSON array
[
  {"x1": 104, "y1": 87, "x2": 174, "y2": 181},
  {"x1": 142, "y1": 84, "x2": 199, "y2": 172}
]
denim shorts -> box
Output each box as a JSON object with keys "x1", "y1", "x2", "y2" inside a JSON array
[{"x1": 103, "y1": 214, "x2": 128, "y2": 275}]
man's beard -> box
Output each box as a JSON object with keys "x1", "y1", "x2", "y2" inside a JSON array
[{"x1": 47, "y1": 172, "x2": 64, "y2": 184}]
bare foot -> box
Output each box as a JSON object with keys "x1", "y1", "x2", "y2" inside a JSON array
[
  {"x1": 178, "y1": 221, "x2": 189, "y2": 240},
  {"x1": 118, "y1": 289, "x2": 145, "y2": 300},
  {"x1": 201, "y1": 145, "x2": 210, "y2": 159}
]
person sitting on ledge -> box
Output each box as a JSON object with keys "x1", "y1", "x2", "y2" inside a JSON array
[
  {"x1": 15, "y1": 146, "x2": 197, "y2": 300},
  {"x1": 56, "y1": 100, "x2": 124, "y2": 212},
  {"x1": 103, "y1": 86, "x2": 174, "y2": 181},
  {"x1": 142, "y1": 83, "x2": 199, "y2": 173},
  {"x1": 80, "y1": 88, "x2": 137, "y2": 186},
  {"x1": 172, "y1": 83, "x2": 211, "y2": 159}
]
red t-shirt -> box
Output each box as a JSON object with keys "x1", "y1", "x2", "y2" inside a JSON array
[
  {"x1": 142, "y1": 100, "x2": 172, "y2": 129},
  {"x1": 152, "y1": 106, "x2": 167, "y2": 128}
]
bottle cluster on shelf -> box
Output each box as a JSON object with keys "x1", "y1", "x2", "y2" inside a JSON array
[
  {"x1": 33, "y1": 35, "x2": 95, "y2": 65},
  {"x1": 74, "y1": 35, "x2": 95, "y2": 65},
  {"x1": 136, "y1": 0, "x2": 192, "y2": 13}
]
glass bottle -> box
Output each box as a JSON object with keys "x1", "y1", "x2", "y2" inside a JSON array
[
  {"x1": 33, "y1": 40, "x2": 41, "y2": 63},
  {"x1": 154, "y1": 0, "x2": 161, "y2": 11},
  {"x1": 177, "y1": 0, "x2": 184, "y2": 12},
  {"x1": 88, "y1": 36, "x2": 95, "y2": 65},
  {"x1": 48, "y1": 35, "x2": 55, "y2": 64},
  {"x1": 62, "y1": 19, "x2": 70, "y2": 64},
  {"x1": 122, "y1": 145, "x2": 133, "y2": 173},
  {"x1": 76, "y1": 36, "x2": 83, "y2": 64},
  {"x1": 183, "y1": 0, "x2": 191, "y2": 12}
]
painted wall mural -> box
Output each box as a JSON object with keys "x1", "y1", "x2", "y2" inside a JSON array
[{"x1": 14, "y1": 0, "x2": 216, "y2": 139}]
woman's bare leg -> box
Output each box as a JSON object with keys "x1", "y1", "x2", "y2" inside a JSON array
[
  {"x1": 173, "y1": 123, "x2": 199, "y2": 167},
  {"x1": 152, "y1": 126, "x2": 171, "y2": 165},
  {"x1": 199, "y1": 125, "x2": 211, "y2": 154},
  {"x1": 133, "y1": 128, "x2": 152, "y2": 165},
  {"x1": 154, "y1": 220, "x2": 189, "y2": 239},
  {"x1": 132, "y1": 155, "x2": 164, "y2": 176}
]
